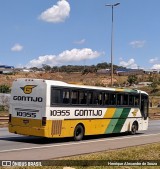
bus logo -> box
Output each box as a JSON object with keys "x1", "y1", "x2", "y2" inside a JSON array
[
  {"x1": 20, "y1": 85, "x2": 37, "y2": 94},
  {"x1": 132, "y1": 110, "x2": 137, "y2": 117}
]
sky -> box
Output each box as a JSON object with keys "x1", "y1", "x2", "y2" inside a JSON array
[{"x1": 0, "y1": 0, "x2": 160, "y2": 69}]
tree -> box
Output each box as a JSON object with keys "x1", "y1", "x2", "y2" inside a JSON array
[
  {"x1": 127, "y1": 75, "x2": 138, "y2": 85},
  {"x1": 42, "y1": 64, "x2": 51, "y2": 72},
  {"x1": 0, "y1": 94, "x2": 10, "y2": 111},
  {"x1": 0, "y1": 85, "x2": 11, "y2": 93},
  {"x1": 150, "y1": 81, "x2": 158, "y2": 93},
  {"x1": 96, "y1": 62, "x2": 109, "y2": 69},
  {"x1": 30, "y1": 67, "x2": 40, "y2": 72}
]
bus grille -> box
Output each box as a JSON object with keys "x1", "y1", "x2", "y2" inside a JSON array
[{"x1": 51, "y1": 120, "x2": 62, "y2": 135}]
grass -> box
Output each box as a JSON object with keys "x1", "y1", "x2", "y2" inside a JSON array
[
  {"x1": 0, "y1": 142, "x2": 159, "y2": 169},
  {"x1": 60, "y1": 142, "x2": 160, "y2": 161},
  {"x1": 53, "y1": 142, "x2": 160, "y2": 169}
]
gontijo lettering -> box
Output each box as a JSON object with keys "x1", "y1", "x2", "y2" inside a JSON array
[
  {"x1": 75, "y1": 109, "x2": 102, "y2": 116},
  {"x1": 13, "y1": 96, "x2": 43, "y2": 102},
  {"x1": 50, "y1": 109, "x2": 102, "y2": 117}
]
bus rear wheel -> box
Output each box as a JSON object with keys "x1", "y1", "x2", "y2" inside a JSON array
[
  {"x1": 130, "y1": 122, "x2": 138, "y2": 135},
  {"x1": 74, "y1": 124, "x2": 84, "y2": 141}
]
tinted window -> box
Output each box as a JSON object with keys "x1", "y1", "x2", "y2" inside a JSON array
[
  {"x1": 98, "y1": 93, "x2": 103, "y2": 105},
  {"x1": 110, "y1": 93, "x2": 116, "y2": 105},
  {"x1": 129, "y1": 95, "x2": 134, "y2": 105},
  {"x1": 104, "y1": 93, "x2": 110, "y2": 105},
  {"x1": 51, "y1": 88, "x2": 61, "y2": 104},
  {"x1": 117, "y1": 94, "x2": 122, "y2": 105},
  {"x1": 79, "y1": 91, "x2": 87, "y2": 104},
  {"x1": 62, "y1": 89, "x2": 70, "y2": 104},
  {"x1": 134, "y1": 95, "x2": 139, "y2": 106},
  {"x1": 93, "y1": 92, "x2": 99, "y2": 104},
  {"x1": 50, "y1": 87, "x2": 141, "y2": 107},
  {"x1": 123, "y1": 94, "x2": 128, "y2": 105},
  {"x1": 71, "y1": 90, "x2": 78, "y2": 104},
  {"x1": 88, "y1": 91, "x2": 93, "y2": 105}
]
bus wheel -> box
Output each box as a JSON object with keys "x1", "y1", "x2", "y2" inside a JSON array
[
  {"x1": 74, "y1": 124, "x2": 84, "y2": 141},
  {"x1": 130, "y1": 122, "x2": 138, "y2": 135}
]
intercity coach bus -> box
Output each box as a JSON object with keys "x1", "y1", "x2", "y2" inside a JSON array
[{"x1": 8, "y1": 78, "x2": 149, "y2": 141}]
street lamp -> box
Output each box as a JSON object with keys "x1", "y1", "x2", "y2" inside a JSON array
[{"x1": 105, "y1": 2, "x2": 120, "y2": 86}]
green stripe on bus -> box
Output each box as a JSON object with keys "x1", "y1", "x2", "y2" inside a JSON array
[
  {"x1": 112, "y1": 108, "x2": 123, "y2": 118},
  {"x1": 105, "y1": 108, "x2": 123, "y2": 134},
  {"x1": 112, "y1": 108, "x2": 131, "y2": 133}
]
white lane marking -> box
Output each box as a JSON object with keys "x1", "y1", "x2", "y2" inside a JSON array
[{"x1": 0, "y1": 133, "x2": 160, "y2": 153}]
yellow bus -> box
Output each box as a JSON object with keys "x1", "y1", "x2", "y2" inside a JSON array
[{"x1": 9, "y1": 78, "x2": 149, "y2": 141}]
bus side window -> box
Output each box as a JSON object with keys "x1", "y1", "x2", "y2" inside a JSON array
[
  {"x1": 79, "y1": 91, "x2": 87, "y2": 104},
  {"x1": 123, "y1": 94, "x2": 128, "y2": 105},
  {"x1": 71, "y1": 90, "x2": 78, "y2": 104},
  {"x1": 88, "y1": 92, "x2": 93, "y2": 105},
  {"x1": 104, "y1": 93, "x2": 109, "y2": 105},
  {"x1": 98, "y1": 93, "x2": 103, "y2": 105},
  {"x1": 93, "y1": 92, "x2": 99, "y2": 105},
  {"x1": 134, "y1": 95, "x2": 139, "y2": 106},
  {"x1": 129, "y1": 95, "x2": 134, "y2": 105},
  {"x1": 110, "y1": 93, "x2": 116, "y2": 105},
  {"x1": 51, "y1": 88, "x2": 61, "y2": 104},
  {"x1": 117, "y1": 94, "x2": 121, "y2": 105},
  {"x1": 62, "y1": 89, "x2": 70, "y2": 104}
]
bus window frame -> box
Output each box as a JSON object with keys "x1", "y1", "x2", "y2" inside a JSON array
[
  {"x1": 123, "y1": 93, "x2": 129, "y2": 106},
  {"x1": 50, "y1": 86, "x2": 71, "y2": 106},
  {"x1": 71, "y1": 89, "x2": 79, "y2": 105},
  {"x1": 79, "y1": 90, "x2": 87, "y2": 105},
  {"x1": 134, "y1": 94, "x2": 140, "y2": 107},
  {"x1": 62, "y1": 88, "x2": 70, "y2": 105},
  {"x1": 50, "y1": 86, "x2": 141, "y2": 108},
  {"x1": 50, "y1": 87, "x2": 62, "y2": 105}
]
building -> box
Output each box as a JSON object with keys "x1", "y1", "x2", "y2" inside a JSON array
[
  {"x1": 116, "y1": 68, "x2": 144, "y2": 76},
  {"x1": 0, "y1": 65, "x2": 14, "y2": 74},
  {"x1": 143, "y1": 69, "x2": 160, "y2": 74},
  {"x1": 97, "y1": 69, "x2": 111, "y2": 74}
]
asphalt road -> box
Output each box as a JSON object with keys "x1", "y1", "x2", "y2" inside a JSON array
[{"x1": 0, "y1": 120, "x2": 159, "y2": 160}]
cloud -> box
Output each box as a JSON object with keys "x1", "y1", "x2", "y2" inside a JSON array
[
  {"x1": 152, "y1": 64, "x2": 160, "y2": 69},
  {"x1": 149, "y1": 57, "x2": 159, "y2": 64},
  {"x1": 11, "y1": 43, "x2": 23, "y2": 52},
  {"x1": 119, "y1": 58, "x2": 138, "y2": 69},
  {"x1": 74, "y1": 39, "x2": 86, "y2": 45},
  {"x1": 26, "y1": 48, "x2": 102, "y2": 68},
  {"x1": 57, "y1": 48, "x2": 101, "y2": 62},
  {"x1": 26, "y1": 55, "x2": 57, "y2": 68},
  {"x1": 130, "y1": 40, "x2": 146, "y2": 48},
  {"x1": 39, "y1": 0, "x2": 70, "y2": 23}
]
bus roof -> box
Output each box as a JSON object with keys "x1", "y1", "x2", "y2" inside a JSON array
[{"x1": 14, "y1": 78, "x2": 148, "y2": 95}]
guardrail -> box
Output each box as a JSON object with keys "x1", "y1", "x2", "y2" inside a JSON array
[{"x1": 0, "y1": 116, "x2": 9, "y2": 122}]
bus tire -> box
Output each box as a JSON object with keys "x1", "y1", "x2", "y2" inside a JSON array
[
  {"x1": 74, "y1": 124, "x2": 84, "y2": 141},
  {"x1": 130, "y1": 122, "x2": 138, "y2": 135}
]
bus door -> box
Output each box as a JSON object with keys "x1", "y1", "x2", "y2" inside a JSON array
[{"x1": 141, "y1": 94, "x2": 149, "y2": 120}]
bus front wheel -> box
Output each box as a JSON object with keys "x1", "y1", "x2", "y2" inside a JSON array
[{"x1": 74, "y1": 124, "x2": 84, "y2": 141}]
